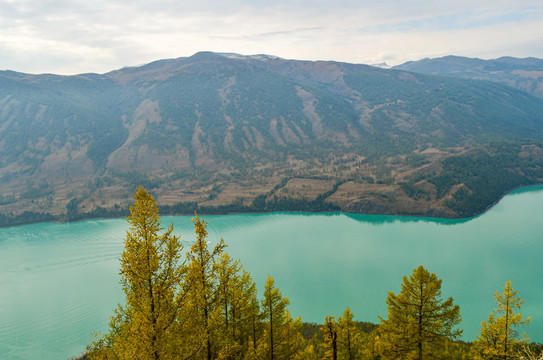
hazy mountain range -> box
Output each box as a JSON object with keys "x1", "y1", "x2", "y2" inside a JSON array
[
  {"x1": 1, "y1": 52, "x2": 543, "y2": 224},
  {"x1": 393, "y1": 55, "x2": 543, "y2": 98}
]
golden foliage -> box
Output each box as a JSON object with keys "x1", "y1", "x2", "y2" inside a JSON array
[
  {"x1": 378, "y1": 265, "x2": 462, "y2": 360},
  {"x1": 471, "y1": 280, "x2": 531, "y2": 360}
]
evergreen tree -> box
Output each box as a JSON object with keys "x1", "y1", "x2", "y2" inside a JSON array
[
  {"x1": 471, "y1": 280, "x2": 531, "y2": 360},
  {"x1": 88, "y1": 187, "x2": 186, "y2": 360},
  {"x1": 378, "y1": 265, "x2": 462, "y2": 360}
]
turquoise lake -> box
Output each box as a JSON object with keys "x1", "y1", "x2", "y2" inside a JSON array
[{"x1": 1, "y1": 186, "x2": 543, "y2": 359}]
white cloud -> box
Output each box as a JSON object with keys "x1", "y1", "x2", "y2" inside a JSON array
[{"x1": 0, "y1": 0, "x2": 542, "y2": 74}]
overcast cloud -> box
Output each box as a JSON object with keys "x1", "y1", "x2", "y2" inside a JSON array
[{"x1": 0, "y1": 0, "x2": 542, "y2": 74}]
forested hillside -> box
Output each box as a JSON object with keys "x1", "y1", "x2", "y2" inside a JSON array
[{"x1": 2, "y1": 52, "x2": 543, "y2": 225}]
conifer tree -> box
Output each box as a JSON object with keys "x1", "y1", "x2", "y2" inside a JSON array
[
  {"x1": 336, "y1": 307, "x2": 364, "y2": 360},
  {"x1": 245, "y1": 292, "x2": 265, "y2": 359},
  {"x1": 378, "y1": 265, "x2": 462, "y2": 360},
  {"x1": 237, "y1": 270, "x2": 261, "y2": 352},
  {"x1": 279, "y1": 310, "x2": 307, "y2": 360},
  {"x1": 471, "y1": 280, "x2": 531, "y2": 360},
  {"x1": 184, "y1": 213, "x2": 227, "y2": 360},
  {"x1": 215, "y1": 252, "x2": 260, "y2": 359},
  {"x1": 88, "y1": 187, "x2": 186, "y2": 360},
  {"x1": 260, "y1": 275, "x2": 295, "y2": 360},
  {"x1": 321, "y1": 315, "x2": 338, "y2": 360},
  {"x1": 366, "y1": 329, "x2": 380, "y2": 360}
]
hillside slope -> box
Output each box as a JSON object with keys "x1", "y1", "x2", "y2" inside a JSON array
[{"x1": 1, "y1": 52, "x2": 543, "y2": 224}]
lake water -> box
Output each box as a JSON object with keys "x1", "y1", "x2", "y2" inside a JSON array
[{"x1": 1, "y1": 186, "x2": 543, "y2": 359}]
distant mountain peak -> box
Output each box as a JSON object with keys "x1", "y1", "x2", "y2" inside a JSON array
[
  {"x1": 218, "y1": 52, "x2": 283, "y2": 61},
  {"x1": 370, "y1": 62, "x2": 390, "y2": 69},
  {"x1": 393, "y1": 55, "x2": 543, "y2": 98}
]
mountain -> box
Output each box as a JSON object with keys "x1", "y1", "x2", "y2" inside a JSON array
[
  {"x1": 1, "y1": 52, "x2": 543, "y2": 224},
  {"x1": 393, "y1": 55, "x2": 543, "y2": 98}
]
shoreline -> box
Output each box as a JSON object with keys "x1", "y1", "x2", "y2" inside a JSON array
[{"x1": 1, "y1": 184, "x2": 542, "y2": 229}]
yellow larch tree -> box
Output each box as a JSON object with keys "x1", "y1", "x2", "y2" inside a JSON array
[
  {"x1": 259, "y1": 275, "x2": 305, "y2": 360},
  {"x1": 378, "y1": 265, "x2": 462, "y2": 360},
  {"x1": 88, "y1": 187, "x2": 186, "y2": 360},
  {"x1": 215, "y1": 252, "x2": 260, "y2": 359},
  {"x1": 279, "y1": 310, "x2": 307, "y2": 360},
  {"x1": 321, "y1": 315, "x2": 338, "y2": 360},
  {"x1": 184, "y1": 213, "x2": 227, "y2": 360},
  {"x1": 336, "y1": 307, "x2": 364, "y2": 360},
  {"x1": 471, "y1": 280, "x2": 531, "y2": 360}
]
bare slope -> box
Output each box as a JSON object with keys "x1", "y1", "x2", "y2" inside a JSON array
[{"x1": 1, "y1": 52, "x2": 543, "y2": 224}]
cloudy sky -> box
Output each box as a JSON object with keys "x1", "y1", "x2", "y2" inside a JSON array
[{"x1": 1, "y1": 0, "x2": 542, "y2": 75}]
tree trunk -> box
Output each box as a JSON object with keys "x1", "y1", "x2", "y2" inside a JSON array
[
  {"x1": 146, "y1": 226, "x2": 160, "y2": 360},
  {"x1": 504, "y1": 294, "x2": 510, "y2": 360},
  {"x1": 418, "y1": 281, "x2": 424, "y2": 360},
  {"x1": 269, "y1": 298, "x2": 274, "y2": 360},
  {"x1": 332, "y1": 330, "x2": 337, "y2": 360}
]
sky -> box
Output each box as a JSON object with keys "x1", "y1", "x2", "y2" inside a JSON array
[{"x1": 0, "y1": 0, "x2": 542, "y2": 75}]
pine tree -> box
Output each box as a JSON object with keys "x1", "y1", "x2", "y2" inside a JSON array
[
  {"x1": 378, "y1": 265, "x2": 462, "y2": 360},
  {"x1": 88, "y1": 187, "x2": 186, "y2": 360},
  {"x1": 471, "y1": 280, "x2": 531, "y2": 360}
]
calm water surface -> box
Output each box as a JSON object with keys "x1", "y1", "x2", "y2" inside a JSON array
[{"x1": 1, "y1": 186, "x2": 543, "y2": 359}]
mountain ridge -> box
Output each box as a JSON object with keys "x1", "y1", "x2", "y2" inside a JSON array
[
  {"x1": 393, "y1": 55, "x2": 543, "y2": 98},
  {"x1": 1, "y1": 52, "x2": 543, "y2": 225}
]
